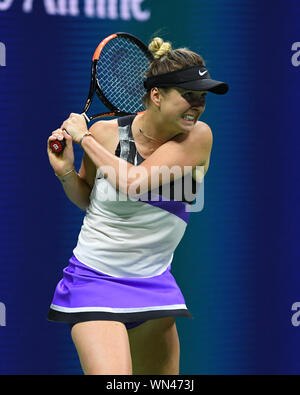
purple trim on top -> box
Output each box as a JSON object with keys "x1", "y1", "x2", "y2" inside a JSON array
[{"x1": 140, "y1": 197, "x2": 190, "y2": 223}]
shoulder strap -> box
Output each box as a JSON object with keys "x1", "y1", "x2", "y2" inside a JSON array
[
  {"x1": 117, "y1": 114, "x2": 136, "y2": 129},
  {"x1": 116, "y1": 115, "x2": 137, "y2": 164}
]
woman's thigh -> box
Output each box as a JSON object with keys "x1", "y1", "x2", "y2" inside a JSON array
[
  {"x1": 71, "y1": 320, "x2": 132, "y2": 375},
  {"x1": 127, "y1": 317, "x2": 180, "y2": 375}
]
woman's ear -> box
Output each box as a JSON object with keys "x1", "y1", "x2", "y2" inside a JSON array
[{"x1": 150, "y1": 87, "x2": 162, "y2": 109}]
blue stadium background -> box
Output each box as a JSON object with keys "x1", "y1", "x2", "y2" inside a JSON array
[{"x1": 1, "y1": 0, "x2": 300, "y2": 374}]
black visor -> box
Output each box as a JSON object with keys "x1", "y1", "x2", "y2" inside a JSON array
[{"x1": 144, "y1": 65, "x2": 229, "y2": 95}]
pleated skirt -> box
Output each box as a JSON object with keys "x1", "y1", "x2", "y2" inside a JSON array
[{"x1": 47, "y1": 254, "x2": 192, "y2": 330}]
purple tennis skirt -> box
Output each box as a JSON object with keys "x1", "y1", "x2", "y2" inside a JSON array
[{"x1": 47, "y1": 254, "x2": 193, "y2": 330}]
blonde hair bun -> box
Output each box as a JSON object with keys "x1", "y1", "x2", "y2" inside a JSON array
[{"x1": 149, "y1": 37, "x2": 172, "y2": 59}]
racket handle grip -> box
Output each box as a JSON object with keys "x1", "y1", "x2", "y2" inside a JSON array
[{"x1": 49, "y1": 138, "x2": 66, "y2": 154}]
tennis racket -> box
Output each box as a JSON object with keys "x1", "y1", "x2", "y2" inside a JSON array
[{"x1": 49, "y1": 32, "x2": 154, "y2": 154}]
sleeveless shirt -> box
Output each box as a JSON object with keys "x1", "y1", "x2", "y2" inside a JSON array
[{"x1": 73, "y1": 115, "x2": 198, "y2": 278}]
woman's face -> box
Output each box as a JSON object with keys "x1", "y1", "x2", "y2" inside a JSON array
[{"x1": 158, "y1": 87, "x2": 207, "y2": 132}]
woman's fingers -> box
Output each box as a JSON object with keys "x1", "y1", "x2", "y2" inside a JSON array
[
  {"x1": 49, "y1": 129, "x2": 64, "y2": 140},
  {"x1": 61, "y1": 129, "x2": 72, "y2": 139},
  {"x1": 48, "y1": 129, "x2": 71, "y2": 143}
]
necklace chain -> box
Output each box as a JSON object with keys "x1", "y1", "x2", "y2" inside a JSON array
[{"x1": 138, "y1": 128, "x2": 165, "y2": 143}]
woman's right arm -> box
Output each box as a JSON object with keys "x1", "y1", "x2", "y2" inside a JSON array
[{"x1": 47, "y1": 129, "x2": 96, "y2": 211}]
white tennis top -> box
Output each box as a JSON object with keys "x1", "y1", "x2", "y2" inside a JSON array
[{"x1": 73, "y1": 116, "x2": 196, "y2": 278}]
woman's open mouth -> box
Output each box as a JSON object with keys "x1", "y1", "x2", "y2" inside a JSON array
[{"x1": 182, "y1": 113, "x2": 197, "y2": 123}]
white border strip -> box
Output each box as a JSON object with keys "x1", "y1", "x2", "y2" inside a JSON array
[{"x1": 50, "y1": 304, "x2": 188, "y2": 313}]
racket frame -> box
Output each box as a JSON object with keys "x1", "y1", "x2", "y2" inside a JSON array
[
  {"x1": 50, "y1": 32, "x2": 153, "y2": 153},
  {"x1": 81, "y1": 32, "x2": 154, "y2": 122}
]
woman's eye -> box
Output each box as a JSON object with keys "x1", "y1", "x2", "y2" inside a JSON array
[
  {"x1": 182, "y1": 93, "x2": 206, "y2": 106},
  {"x1": 182, "y1": 93, "x2": 192, "y2": 100}
]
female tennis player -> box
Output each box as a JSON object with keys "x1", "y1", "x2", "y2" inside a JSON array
[{"x1": 47, "y1": 37, "x2": 228, "y2": 375}]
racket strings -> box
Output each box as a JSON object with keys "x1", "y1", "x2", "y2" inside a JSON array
[{"x1": 96, "y1": 38, "x2": 150, "y2": 113}]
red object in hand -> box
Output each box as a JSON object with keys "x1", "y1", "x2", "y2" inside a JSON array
[{"x1": 49, "y1": 138, "x2": 66, "y2": 154}]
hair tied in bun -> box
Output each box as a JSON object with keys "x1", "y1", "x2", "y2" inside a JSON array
[{"x1": 148, "y1": 37, "x2": 172, "y2": 59}]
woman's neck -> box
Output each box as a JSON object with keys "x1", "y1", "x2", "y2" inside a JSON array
[{"x1": 134, "y1": 110, "x2": 180, "y2": 145}]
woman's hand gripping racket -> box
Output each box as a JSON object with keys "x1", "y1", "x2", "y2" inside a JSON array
[{"x1": 49, "y1": 32, "x2": 154, "y2": 154}]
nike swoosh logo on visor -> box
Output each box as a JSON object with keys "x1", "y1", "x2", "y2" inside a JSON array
[{"x1": 199, "y1": 70, "x2": 208, "y2": 76}]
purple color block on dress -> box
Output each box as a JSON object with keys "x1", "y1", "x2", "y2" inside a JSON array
[{"x1": 139, "y1": 194, "x2": 191, "y2": 223}]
